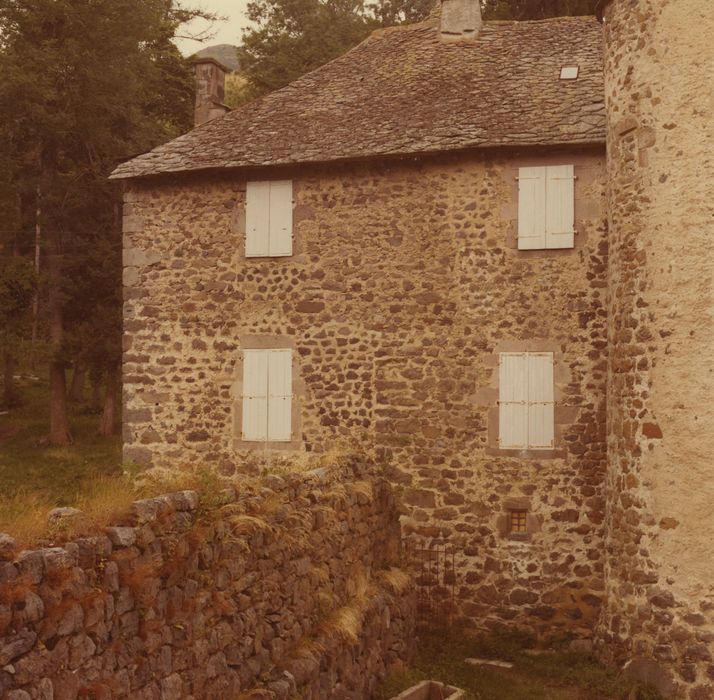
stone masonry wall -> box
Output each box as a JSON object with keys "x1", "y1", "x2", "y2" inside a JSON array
[
  {"x1": 0, "y1": 460, "x2": 414, "y2": 699},
  {"x1": 122, "y1": 146, "x2": 609, "y2": 638},
  {"x1": 597, "y1": 1, "x2": 714, "y2": 698}
]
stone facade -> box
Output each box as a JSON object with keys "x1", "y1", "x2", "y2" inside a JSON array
[
  {"x1": 596, "y1": 0, "x2": 714, "y2": 697},
  {"x1": 122, "y1": 147, "x2": 609, "y2": 638},
  {"x1": 0, "y1": 462, "x2": 414, "y2": 699}
]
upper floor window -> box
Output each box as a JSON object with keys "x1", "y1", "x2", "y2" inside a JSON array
[
  {"x1": 241, "y1": 348, "x2": 292, "y2": 441},
  {"x1": 499, "y1": 352, "x2": 554, "y2": 450},
  {"x1": 245, "y1": 180, "x2": 293, "y2": 257},
  {"x1": 517, "y1": 165, "x2": 574, "y2": 250}
]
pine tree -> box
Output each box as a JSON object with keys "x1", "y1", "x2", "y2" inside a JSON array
[
  {"x1": 0, "y1": 0, "x2": 211, "y2": 443},
  {"x1": 481, "y1": 0, "x2": 598, "y2": 19}
]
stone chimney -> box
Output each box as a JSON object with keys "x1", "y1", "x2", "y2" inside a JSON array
[
  {"x1": 193, "y1": 57, "x2": 230, "y2": 127},
  {"x1": 440, "y1": 0, "x2": 482, "y2": 42}
]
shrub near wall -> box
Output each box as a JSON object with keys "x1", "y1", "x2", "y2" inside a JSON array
[{"x1": 0, "y1": 459, "x2": 415, "y2": 699}]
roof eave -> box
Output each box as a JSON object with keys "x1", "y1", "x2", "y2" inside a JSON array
[{"x1": 109, "y1": 137, "x2": 607, "y2": 182}]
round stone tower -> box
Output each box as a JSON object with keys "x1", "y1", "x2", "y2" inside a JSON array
[{"x1": 598, "y1": 0, "x2": 714, "y2": 696}]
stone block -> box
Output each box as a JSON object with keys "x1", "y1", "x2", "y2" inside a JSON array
[
  {"x1": 0, "y1": 631, "x2": 37, "y2": 666},
  {"x1": 160, "y1": 673, "x2": 183, "y2": 700},
  {"x1": 105, "y1": 527, "x2": 137, "y2": 548},
  {"x1": 0, "y1": 534, "x2": 17, "y2": 562}
]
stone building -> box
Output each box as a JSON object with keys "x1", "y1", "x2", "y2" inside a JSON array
[{"x1": 111, "y1": 0, "x2": 714, "y2": 696}]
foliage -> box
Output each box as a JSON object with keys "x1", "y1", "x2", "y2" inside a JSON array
[
  {"x1": 0, "y1": 257, "x2": 36, "y2": 338},
  {"x1": 375, "y1": 629, "x2": 662, "y2": 700},
  {"x1": 0, "y1": 257, "x2": 38, "y2": 407},
  {"x1": 236, "y1": 0, "x2": 372, "y2": 102},
  {"x1": 0, "y1": 0, "x2": 214, "y2": 441},
  {"x1": 481, "y1": 0, "x2": 599, "y2": 20}
]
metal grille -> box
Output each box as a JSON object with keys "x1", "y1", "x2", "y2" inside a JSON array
[
  {"x1": 510, "y1": 509, "x2": 528, "y2": 534},
  {"x1": 404, "y1": 539, "x2": 456, "y2": 628}
]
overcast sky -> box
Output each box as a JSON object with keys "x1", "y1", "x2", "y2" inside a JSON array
[{"x1": 174, "y1": 0, "x2": 252, "y2": 56}]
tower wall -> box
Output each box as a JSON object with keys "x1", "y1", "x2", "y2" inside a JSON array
[{"x1": 599, "y1": 0, "x2": 714, "y2": 696}]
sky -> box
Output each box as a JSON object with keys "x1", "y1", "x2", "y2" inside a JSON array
[{"x1": 174, "y1": 0, "x2": 252, "y2": 56}]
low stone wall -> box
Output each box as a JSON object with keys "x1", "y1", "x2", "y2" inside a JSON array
[{"x1": 0, "y1": 461, "x2": 415, "y2": 699}]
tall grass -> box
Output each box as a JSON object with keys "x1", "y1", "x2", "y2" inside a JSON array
[{"x1": 0, "y1": 465, "x2": 230, "y2": 550}]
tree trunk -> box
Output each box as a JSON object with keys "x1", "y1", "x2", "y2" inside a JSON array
[
  {"x1": 47, "y1": 213, "x2": 72, "y2": 446},
  {"x1": 68, "y1": 363, "x2": 86, "y2": 402},
  {"x1": 90, "y1": 377, "x2": 102, "y2": 410},
  {"x1": 29, "y1": 184, "x2": 41, "y2": 370},
  {"x1": 49, "y1": 360, "x2": 71, "y2": 444},
  {"x1": 99, "y1": 365, "x2": 118, "y2": 436},
  {"x1": 4, "y1": 219, "x2": 23, "y2": 409},
  {"x1": 2, "y1": 351, "x2": 20, "y2": 409}
]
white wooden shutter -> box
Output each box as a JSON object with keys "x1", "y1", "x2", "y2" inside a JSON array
[
  {"x1": 245, "y1": 182, "x2": 270, "y2": 257},
  {"x1": 268, "y1": 181, "x2": 293, "y2": 257},
  {"x1": 242, "y1": 350, "x2": 269, "y2": 440},
  {"x1": 267, "y1": 349, "x2": 292, "y2": 441},
  {"x1": 545, "y1": 165, "x2": 575, "y2": 249},
  {"x1": 518, "y1": 167, "x2": 547, "y2": 250},
  {"x1": 499, "y1": 353, "x2": 528, "y2": 449},
  {"x1": 527, "y1": 352, "x2": 555, "y2": 448}
]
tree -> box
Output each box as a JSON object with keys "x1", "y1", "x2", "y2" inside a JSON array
[
  {"x1": 481, "y1": 0, "x2": 598, "y2": 19},
  {"x1": 0, "y1": 0, "x2": 211, "y2": 443},
  {"x1": 0, "y1": 258, "x2": 37, "y2": 408},
  {"x1": 236, "y1": 0, "x2": 372, "y2": 101}
]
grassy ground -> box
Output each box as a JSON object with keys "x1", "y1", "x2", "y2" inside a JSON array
[
  {"x1": 0, "y1": 375, "x2": 122, "y2": 505},
  {"x1": 375, "y1": 629, "x2": 662, "y2": 700}
]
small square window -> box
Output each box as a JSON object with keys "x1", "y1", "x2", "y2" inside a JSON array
[
  {"x1": 509, "y1": 509, "x2": 528, "y2": 534},
  {"x1": 560, "y1": 66, "x2": 579, "y2": 80}
]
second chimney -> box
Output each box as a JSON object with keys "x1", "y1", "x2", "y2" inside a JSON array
[
  {"x1": 440, "y1": 0, "x2": 482, "y2": 42},
  {"x1": 193, "y1": 57, "x2": 230, "y2": 127}
]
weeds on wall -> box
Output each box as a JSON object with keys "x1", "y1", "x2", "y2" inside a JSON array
[{"x1": 0, "y1": 456, "x2": 291, "y2": 550}]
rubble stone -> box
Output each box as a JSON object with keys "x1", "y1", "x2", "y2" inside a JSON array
[{"x1": 0, "y1": 462, "x2": 414, "y2": 699}]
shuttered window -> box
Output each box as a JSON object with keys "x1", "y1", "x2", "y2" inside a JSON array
[
  {"x1": 499, "y1": 352, "x2": 554, "y2": 449},
  {"x1": 241, "y1": 349, "x2": 292, "y2": 441},
  {"x1": 245, "y1": 180, "x2": 293, "y2": 257},
  {"x1": 518, "y1": 165, "x2": 574, "y2": 250}
]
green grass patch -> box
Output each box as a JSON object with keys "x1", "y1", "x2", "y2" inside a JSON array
[
  {"x1": 375, "y1": 629, "x2": 662, "y2": 700},
  {"x1": 0, "y1": 375, "x2": 121, "y2": 505}
]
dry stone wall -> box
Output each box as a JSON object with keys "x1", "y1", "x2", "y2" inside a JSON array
[
  {"x1": 0, "y1": 461, "x2": 414, "y2": 699},
  {"x1": 597, "y1": 1, "x2": 714, "y2": 697},
  {"x1": 122, "y1": 147, "x2": 609, "y2": 638}
]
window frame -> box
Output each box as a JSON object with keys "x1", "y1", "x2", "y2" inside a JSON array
[{"x1": 231, "y1": 336, "x2": 302, "y2": 452}]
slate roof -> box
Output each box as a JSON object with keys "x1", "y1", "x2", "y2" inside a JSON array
[{"x1": 111, "y1": 14, "x2": 604, "y2": 180}]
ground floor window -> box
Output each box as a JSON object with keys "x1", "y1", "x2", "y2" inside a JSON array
[
  {"x1": 498, "y1": 352, "x2": 554, "y2": 450},
  {"x1": 241, "y1": 348, "x2": 293, "y2": 442}
]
